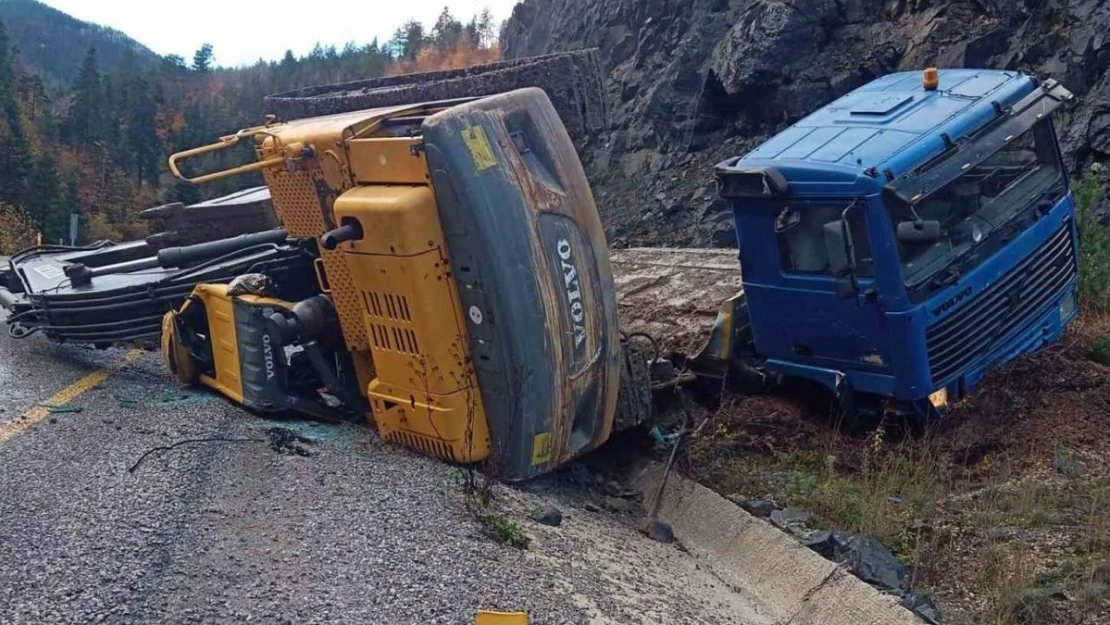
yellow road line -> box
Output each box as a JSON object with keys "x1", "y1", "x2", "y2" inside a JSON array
[{"x1": 0, "y1": 349, "x2": 144, "y2": 445}]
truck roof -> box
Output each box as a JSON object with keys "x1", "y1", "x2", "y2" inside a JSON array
[{"x1": 738, "y1": 69, "x2": 1038, "y2": 190}]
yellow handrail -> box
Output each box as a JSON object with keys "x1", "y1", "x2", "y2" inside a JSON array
[{"x1": 167, "y1": 126, "x2": 284, "y2": 185}]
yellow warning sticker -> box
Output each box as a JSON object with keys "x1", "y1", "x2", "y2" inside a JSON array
[
  {"x1": 531, "y1": 432, "x2": 553, "y2": 466},
  {"x1": 462, "y1": 125, "x2": 498, "y2": 171}
]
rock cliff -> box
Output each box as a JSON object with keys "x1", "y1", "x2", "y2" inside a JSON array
[{"x1": 502, "y1": 0, "x2": 1110, "y2": 246}]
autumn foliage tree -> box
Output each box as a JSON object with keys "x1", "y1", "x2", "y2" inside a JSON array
[
  {"x1": 389, "y1": 7, "x2": 500, "y2": 75},
  {"x1": 0, "y1": 6, "x2": 501, "y2": 247},
  {"x1": 0, "y1": 202, "x2": 38, "y2": 254}
]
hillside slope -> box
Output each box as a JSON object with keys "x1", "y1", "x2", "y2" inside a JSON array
[
  {"x1": 0, "y1": 0, "x2": 158, "y2": 83},
  {"x1": 502, "y1": 0, "x2": 1110, "y2": 247}
]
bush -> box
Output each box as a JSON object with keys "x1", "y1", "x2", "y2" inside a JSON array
[
  {"x1": 1075, "y1": 175, "x2": 1110, "y2": 311},
  {"x1": 1090, "y1": 337, "x2": 1110, "y2": 366},
  {"x1": 0, "y1": 203, "x2": 38, "y2": 255}
]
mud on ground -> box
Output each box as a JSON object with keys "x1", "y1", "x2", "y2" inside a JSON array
[{"x1": 679, "y1": 314, "x2": 1110, "y2": 625}]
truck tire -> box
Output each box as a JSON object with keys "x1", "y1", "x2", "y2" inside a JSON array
[{"x1": 263, "y1": 50, "x2": 608, "y2": 148}]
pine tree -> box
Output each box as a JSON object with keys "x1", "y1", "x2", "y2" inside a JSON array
[
  {"x1": 24, "y1": 155, "x2": 68, "y2": 241},
  {"x1": 432, "y1": 8, "x2": 463, "y2": 52},
  {"x1": 192, "y1": 44, "x2": 214, "y2": 73},
  {"x1": 389, "y1": 20, "x2": 425, "y2": 60},
  {"x1": 125, "y1": 75, "x2": 159, "y2": 186},
  {"x1": 66, "y1": 47, "x2": 104, "y2": 145},
  {"x1": 0, "y1": 19, "x2": 29, "y2": 208},
  {"x1": 18, "y1": 74, "x2": 46, "y2": 121}
]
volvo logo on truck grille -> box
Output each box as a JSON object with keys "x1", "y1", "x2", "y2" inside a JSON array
[
  {"x1": 932, "y1": 286, "x2": 973, "y2": 317},
  {"x1": 557, "y1": 238, "x2": 587, "y2": 349}
]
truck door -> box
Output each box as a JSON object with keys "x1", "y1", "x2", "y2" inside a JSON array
[{"x1": 771, "y1": 199, "x2": 890, "y2": 374}]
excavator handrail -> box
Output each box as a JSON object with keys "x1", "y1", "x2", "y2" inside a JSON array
[
  {"x1": 169, "y1": 99, "x2": 480, "y2": 186},
  {"x1": 167, "y1": 125, "x2": 284, "y2": 186}
]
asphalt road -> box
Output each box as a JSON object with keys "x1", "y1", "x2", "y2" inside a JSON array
[{"x1": 0, "y1": 328, "x2": 767, "y2": 625}]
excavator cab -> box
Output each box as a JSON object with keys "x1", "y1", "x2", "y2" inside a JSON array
[{"x1": 165, "y1": 89, "x2": 621, "y2": 480}]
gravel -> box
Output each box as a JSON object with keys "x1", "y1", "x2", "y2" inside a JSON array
[{"x1": 0, "y1": 335, "x2": 762, "y2": 624}]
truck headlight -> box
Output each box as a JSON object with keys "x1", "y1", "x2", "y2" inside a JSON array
[
  {"x1": 1060, "y1": 292, "x2": 1077, "y2": 320},
  {"x1": 928, "y1": 388, "x2": 948, "y2": 410}
]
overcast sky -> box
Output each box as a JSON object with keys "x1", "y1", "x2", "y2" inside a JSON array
[{"x1": 40, "y1": 0, "x2": 521, "y2": 67}]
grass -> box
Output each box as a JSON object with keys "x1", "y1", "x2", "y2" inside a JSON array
[
  {"x1": 1075, "y1": 174, "x2": 1110, "y2": 312},
  {"x1": 453, "y1": 467, "x2": 531, "y2": 550},
  {"x1": 687, "y1": 407, "x2": 1110, "y2": 623},
  {"x1": 484, "y1": 514, "x2": 530, "y2": 548}
]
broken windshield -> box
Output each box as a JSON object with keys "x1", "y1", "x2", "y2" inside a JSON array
[{"x1": 890, "y1": 119, "x2": 1065, "y2": 290}]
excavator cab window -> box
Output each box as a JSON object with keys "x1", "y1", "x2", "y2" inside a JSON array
[{"x1": 176, "y1": 296, "x2": 215, "y2": 377}]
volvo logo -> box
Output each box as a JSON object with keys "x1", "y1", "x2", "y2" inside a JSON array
[
  {"x1": 932, "y1": 286, "x2": 973, "y2": 317},
  {"x1": 557, "y1": 238, "x2": 587, "y2": 349},
  {"x1": 262, "y1": 333, "x2": 276, "y2": 380}
]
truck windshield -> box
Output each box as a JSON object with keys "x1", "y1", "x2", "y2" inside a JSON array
[{"x1": 891, "y1": 119, "x2": 1065, "y2": 289}]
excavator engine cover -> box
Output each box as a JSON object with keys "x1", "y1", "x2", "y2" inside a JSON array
[{"x1": 421, "y1": 88, "x2": 621, "y2": 480}]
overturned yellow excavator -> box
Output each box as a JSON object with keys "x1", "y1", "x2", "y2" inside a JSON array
[{"x1": 163, "y1": 89, "x2": 625, "y2": 481}]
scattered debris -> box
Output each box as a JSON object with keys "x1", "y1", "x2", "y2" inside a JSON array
[
  {"x1": 264, "y1": 427, "x2": 315, "y2": 457},
  {"x1": 603, "y1": 479, "x2": 640, "y2": 499},
  {"x1": 901, "y1": 591, "x2": 942, "y2": 625},
  {"x1": 769, "y1": 507, "x2": 812, "y2": 531},
  {"x1": 226, "y1": 273, "x2": 275, "y2": 297},
  {"x1": 835, "y1": 533, "x2": 907, "y2": 592},
  {"x1": 532, "y1": 506, "x2": 563, "y2": 527},
  {"x1": 113, "y1": 389, "x2": 214, "y2": 409},
  {"x1": 800, "y1": 530, "x2": 834, "y2": 556},
  {"x1": 799, "y1": 529, "x2": 907, "y2": 592},
  {"x1": 127, "y1": 437, "x2": 264, "y2": 473},
  {"x1": 639, "y1": 518, "x2": 675, "y2": 544}
]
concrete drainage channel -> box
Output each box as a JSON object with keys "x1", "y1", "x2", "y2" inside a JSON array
[{"x1": 634, "y1": 463, "x2": 926, "y2": 625}]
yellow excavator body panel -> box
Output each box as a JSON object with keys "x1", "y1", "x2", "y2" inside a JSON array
[
  {"x1": 245, "y1": 105, "x2": 489, "y2": 463},
  {"x1": 333, "y1": 183, "x2": 491, "y2": 463}
]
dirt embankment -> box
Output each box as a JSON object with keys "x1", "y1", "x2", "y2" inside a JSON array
[
  {"x1": 502, "y1": 0, "x2": 1110, "y2": 248},
  {"x1": 679, "y1": 314, "x2": 1110, "y2": 625}
]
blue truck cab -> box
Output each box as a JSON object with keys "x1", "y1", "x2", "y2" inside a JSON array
[{"x1": 716, "y1": 69, "x2": 1078, "y2": 418}]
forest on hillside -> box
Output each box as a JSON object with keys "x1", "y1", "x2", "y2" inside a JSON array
[{"x1": 0, "y1": 8, "x2": 499, "y2": 250}]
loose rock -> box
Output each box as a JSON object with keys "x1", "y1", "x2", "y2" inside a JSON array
[
  {"x1": 728, "y1": 497, "x2": 775, "y2": 518},
  {"x1": 532, "y1": 507, "x2": 563, "y2": 527},
  {"x1": 769, "y1": 507, "x2": 812, "y2": 530},
  {"x1": 639, "y1": 519, "x2": 675, "y2": 544}
]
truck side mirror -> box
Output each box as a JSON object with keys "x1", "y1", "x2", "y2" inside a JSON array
[
  {"x1": 896, "y1": 220, "x2": 942, "y2": 244},
  {"x1": 824, "y1": 220, "x2": 858, "y2": 300},
  {"x1": 823, "y1": 221, "x2": 850, "y2": 276}
]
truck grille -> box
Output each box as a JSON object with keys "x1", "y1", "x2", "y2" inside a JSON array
[{"x1": 926, "y1": 223, "x2": 1076, "y2": 385}]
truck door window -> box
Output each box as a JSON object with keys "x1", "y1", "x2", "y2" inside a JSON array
[{"x1": 777, "y1": 203, "x2": 872, "y2": 276}]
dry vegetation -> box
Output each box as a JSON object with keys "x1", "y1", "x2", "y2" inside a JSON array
[{"x1": 0, "y1": 202, "x2": 38, "y2": 254}]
